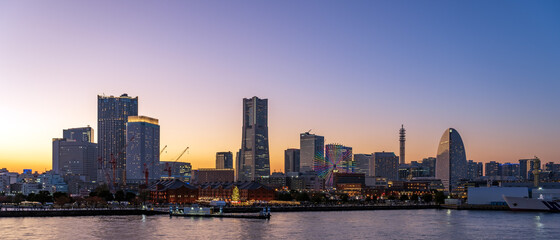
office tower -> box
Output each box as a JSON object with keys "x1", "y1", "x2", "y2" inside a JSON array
[
  {"x1": 299, "y1": 132, "x2": 324, "y2": 172},
  {"x1": 399, "y1": 125, "x2": 406, "y2": 164},
  {"x1": 421, "y1": 157, "x2": 437, "y2": 177},
  {"x1": 216, "y1": 152, "x2": 233, "y2": 169},
  {"x1": 467, "y1": 160, "x2": 483, "y2": 180},
  {"x1": 237, "y1": 96, "x2": 270, "y2": 181},
  {"x1": 435, "y1": 128, "x2": 467, "y2": 192},
  {"x1": 284, "y1": 149, "x2": 300, "y2": 173},
  {"x1": 63, "y1": 127, "x2": 94, "y2": 143},
  {"x1": 371, "y1": 152, "x2": 399, "y2": 180},
  {"x1": 97, "y1": 93, "x2": 138, "y2": 184},
  {"x1": 353, "y1": 154, "x2": 372, "y2": 176},
  {"x1": 484, "y1": 161, "x2": 501, "y2": 177},
  {"x1": 52, "y1": 127, "x2": 98, "y2": 182},
  {"x1": 125, "y1": 116, "x2": 160, "y2": 184}
]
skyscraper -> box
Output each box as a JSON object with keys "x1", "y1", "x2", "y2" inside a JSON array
[
  {"x1": 216, "y1": 152, "x2": 233, "y2": 169},
  {"x1": 435, "y1": 128, "x2": 467, "y2": 192},
  {"x1": 237, "y1": 96, "x2": 270, "y2": 181},
  {"x1": 371, "y1": 152, "x2": 399, "y2": 180},
  {"x1": 63, "y1": 127, "x2": 94, "y2": 143},
  {"x1": 399, "y1": 125, "x2": 406, "y2": 164},
  {"x1": 299, "y1": 132, "x2": 324, "y2": 172},
  {"x1": 284, "y1": 149, "x2": 300, "y2": 173},
  {"x1": 125, "y1": 116, "x2": 160, "y2": 184},
  {"x1": 97, "y1": 94, "x2": 138, "y2": 185},
  {"x1": 52, "y1": 127, "x2": 98, "y2": 182}
]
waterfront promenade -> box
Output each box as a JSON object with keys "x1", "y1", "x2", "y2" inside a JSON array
[{"x1": 0, "y1": 203, "x2": 442, "y2": 217}]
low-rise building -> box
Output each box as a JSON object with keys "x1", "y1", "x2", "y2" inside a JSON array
[{"x1": 148, "y1": 179, "x2": 199, "y2": 204}]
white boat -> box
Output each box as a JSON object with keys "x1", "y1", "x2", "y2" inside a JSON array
[{"x1": 503, "y1": 195, "x2": 560, "y2": 212}]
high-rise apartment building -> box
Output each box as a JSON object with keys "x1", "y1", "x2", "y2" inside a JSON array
[
  {"x1": 299, "y1": 132, "x2": 324, "y2": 172},
  {"x1": 216, "y1": 152, "x2": 233, "y2": 169},
  {"x1": 519, "y1": 158, "x2": 540, "y2": 181},
  {"x1": 284, "y1": 149, "x2": 300, "y2": 173},
  {"x1": 435, "y1": 128, "x2": 467, "y2": 192},
  {"x1": 485, "y1": 161, "x2": 501, "y2": 177},
  {"x1": 371, "y1": 152, "x2": 399, "y2": 180},
  {"x1": 52, "y1": 127, "x2": 98, "y2": 182},
  {"x1": 97, "y1": 94, "x2": 138, "y2": 184},
  {"x1": 501, "y1": 163, "x2": 520, "y2": 177},
  {"x1": 125, "y1": 116, "x2": 160, "y2": 184},
  {"x1": 237, "y1": 97, "x2": 270, "y2": 181},
  {"x1": 467, "y1": 160, "x2": 483, "y2": 180}
]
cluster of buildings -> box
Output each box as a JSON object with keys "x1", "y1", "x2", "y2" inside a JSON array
[{"x1": 1, "y1": 94, "x2": 558, "y2": 204}]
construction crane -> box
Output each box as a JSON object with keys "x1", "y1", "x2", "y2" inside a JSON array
[
  {"x1": 143, "y1": 163, "x2": 149, "y2": 186},
  {"x1": 160, "y1": 145, "x2": 167, "y2": 155},
  {"x1": 97, "y1": 157, "x2": 114, "y2": 192},
  {"x1": 165, "y1": 147, "x2": 189, "y2": 177},
  {"x1": 305, "y1": 129, "x2": 312, "y2": 134},
  {"x1": 105, "y1": 136, "x2": 135, "y2": 188},
  {"x1": 109, "y1": 153, "x2": 117, "y2": 187}
]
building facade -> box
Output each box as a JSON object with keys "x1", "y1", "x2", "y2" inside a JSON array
[
  {"x1": 372, "y1": 152, "x2": 399, "y2": 180},
  {"x1": 125, "y1": 116, "x2": 160, "y2": 184},
  {"x1": 467, "y1": 160, "x2": 483, "y2": 180},
  {"x1": 299, "y1": 132, "x2": 324, "y2": 172},
  {"x1": 52, "y1": 127, "x2": 98, "y2": 182},
  {"x1": 421, "y1": 157, "x2": 436, "y2": 177},
  {"x1": 519, "y1": 158, "x2": 540, "y2": 181},
  {"x1": 353, "y1": 154, "x2": 372, "y2": 176},
  {"x1": 485, "y1": 161, "x2": 501, "y2": 177},
  {"x1": 193, "y1": 168, "x2": 235, "y2": 184},
  {"x1": 160, "y1": 161, "x2": 192, "y2": 183},
  {"x1": 97, "y1": 94, "x2": 138, "y2": 185},
  {"x1": 237, "y1": 97, "x2": 270, "y2": 181},
  {"x1": 216, "y1": 152, "x2": 233, "y2": 169},
  {"x1": 284, "y1": 149, "x2": 300, "y2": 173},
  {"x1": 435, "y1": 128, "x2": 468, "y2": 192}
]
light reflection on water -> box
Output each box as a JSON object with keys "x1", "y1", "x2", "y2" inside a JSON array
[{"x1": 1, "y1": 209, "x2": 560, "y2": 240}]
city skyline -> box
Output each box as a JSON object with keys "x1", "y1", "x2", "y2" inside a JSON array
[{"x1": 1, "y1": 1, "x2": 560, "y2": 173}]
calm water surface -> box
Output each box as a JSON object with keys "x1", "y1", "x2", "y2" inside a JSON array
[{"x1": 1, "y1": 209, "x2": 559, "y2": 240}]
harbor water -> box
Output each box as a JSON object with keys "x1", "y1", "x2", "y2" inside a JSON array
[{"x1": 1, "y1": 209, "x2": 560, "y2": 240}]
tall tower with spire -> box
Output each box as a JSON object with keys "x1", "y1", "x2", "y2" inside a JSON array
[{"x1": 399, "y1": 124, "x2": 406, "y2": 164}]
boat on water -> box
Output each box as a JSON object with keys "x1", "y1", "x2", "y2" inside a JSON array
[
  {"x1": 169, "y1": 206, "x2": 271, "y2": 219},
  {"x1": 503, "y1": 195, "x2": 560, "y2": 212}
]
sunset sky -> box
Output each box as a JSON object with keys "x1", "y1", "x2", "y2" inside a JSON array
[{"x1": 1, "y1": 1, "x2": 559, "y2": 173}]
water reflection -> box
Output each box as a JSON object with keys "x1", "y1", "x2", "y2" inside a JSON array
[{"x1": 1, "y1": 210, "x2": 560, "y2": 240}]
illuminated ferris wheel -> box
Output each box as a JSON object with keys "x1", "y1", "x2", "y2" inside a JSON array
[{"x1": 314, "y1": 144, "x2": 353, "y2": 188}]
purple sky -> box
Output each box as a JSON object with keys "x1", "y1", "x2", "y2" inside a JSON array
[{"x1": 1, "y1": 1, "x2": 559, "y2": 172}]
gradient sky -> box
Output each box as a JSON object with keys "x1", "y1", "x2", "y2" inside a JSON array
[{"x1": 1, "y1": 1, "x2": 559, "y2": 173}]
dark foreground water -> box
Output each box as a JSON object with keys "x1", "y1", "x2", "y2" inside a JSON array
[{"x1": 1, "y1": 209, "x2": 560, "y2": 240}]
